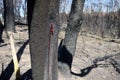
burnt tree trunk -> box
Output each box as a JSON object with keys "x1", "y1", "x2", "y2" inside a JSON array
[
  {"x1": 58, "y1": 0, "x2": 85, "y2": 77},
  {"x1": 4, "y1": 0, "x2": 16, "y2": 32},
  {"x1": 117, "y1": 9, "x2": 120, "y2": 38},
  {"x1": 0, "y1": 20, "x2": 4, "y2": 43},
  {"x1": 28, "y1": 0, "x2": 59, "y2": 80}
]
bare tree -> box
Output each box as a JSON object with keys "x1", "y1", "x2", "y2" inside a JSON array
[{"x1": 58, "y1": 0, "x2": 85, "y2": 77}]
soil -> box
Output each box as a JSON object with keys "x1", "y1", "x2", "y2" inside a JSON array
[{"x1": 0, "y1": 26, "x2": 120, "y2": 80}]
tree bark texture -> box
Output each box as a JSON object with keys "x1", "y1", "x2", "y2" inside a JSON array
[
  {"x1": 28, "y1": 0, "x2": 59, "y2": 80},
  {"x1": 58, "y1": 0, "x2": 85, "y2": 76},
  {"x1": 48, "y1": 0, "x2": 59, "y2": 80}
]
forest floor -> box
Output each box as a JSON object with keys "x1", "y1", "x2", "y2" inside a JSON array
[{"x1": 0, "y1": 26, "x2": 120, "y2": 80}]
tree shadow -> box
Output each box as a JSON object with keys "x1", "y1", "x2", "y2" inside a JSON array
[
  {"x1": 0, "y1": 43, "x2": 7, "y2": 47},
  {"x1": 0, "y1": 40, "x2": 29, "y2": 80},
  {"x1": 58, "y1": 39, "x2": 73, "y2": 68},
  {"x1": 71, "y1": 53, "x2": 120, "y2": 77},
  {"x1": 58, "y1": 39, "x2": 97, "y2": 77},
  {"x1": 71, "y1": 64, "x2": 97, "y2": 77},
  {"x1": 21, "y1": 69, "x2": 32, "y2": 80},
  {"x1": 0, "y1": 20, "x2": 5, "y2": 44},
  {"x1": 58, "y1": 39, "x2": 73, "y2": 71},
  {"x1": 58, "y1": 39, "x2": 73, "y2": 75}
]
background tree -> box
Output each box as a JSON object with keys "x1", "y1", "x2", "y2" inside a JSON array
[
  {"x1": 4, "y1": 0, "x2": 16, "y2": 32},
  {"x1": 81, "y1": 0, "x2": 120, "y2": 39},
  {"x1": 58, "y1": 0, "x2": 85, "y2": 77},
  {"x1": 0, "y1": 20, "x2": 4, "y2": 43},
  {"x1": 14, "y1": 0, "x2": 27, "y2": 24}
]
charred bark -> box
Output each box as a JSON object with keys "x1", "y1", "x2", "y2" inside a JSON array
[
  {"x1": 3, "y1": 0, "x2": 16, "y2": 32},
  {"x1": 58, "y1": 0, "x2": 85, "y2": 77},
  {"x1": 0, "y1": 20, "x2": 4, "y2": 43}
]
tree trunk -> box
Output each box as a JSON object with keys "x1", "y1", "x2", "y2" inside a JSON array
[
  {"x1": 58, "y1": 0, "x2": 85, "y2": 77},
  {"x1": 4, "y1": 0, "x2": 16, "y2": 32},
  {"x1": 0, "y1": 20, "x2": 4, "y2": 43},
  {"x1": 117, "y1": 9, "x2": 120, "y2": 38},
  {"x1": 28, "y1": 0, "x2": 59, "y2": 80}
]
